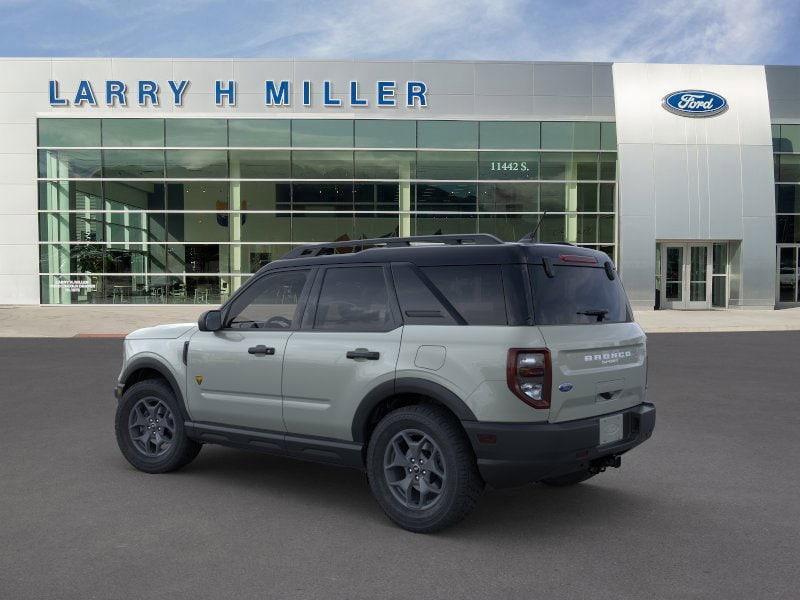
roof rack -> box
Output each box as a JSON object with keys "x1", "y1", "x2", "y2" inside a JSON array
[{"x1": 281, "y1": 234, "x2": 504, "y2": 260}]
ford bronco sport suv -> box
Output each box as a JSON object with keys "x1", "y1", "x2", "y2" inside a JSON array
[{"x1": 114, "y1": 234, "x2": 655, "y2": 532}]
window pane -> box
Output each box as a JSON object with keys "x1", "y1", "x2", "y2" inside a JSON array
[
  {"x1": 600, "y1": 122, "x2": 617, "y2": 151},
  {"x1": 575, "y1": 152, "x2": 599, "y2": 180},
  {"x1": 166, "y1": 119, "x2": 227, "y2": 147},
  {"x1": 417, "y1": 121, "x2": 478, "y2": 149},
  {"x1": 102, "y1": 119, "x2": 164, "y2": 147},
  {"x1": 778, "y1": 155, "x2": 800, "y2": 182},
  {"x1": 776, "y1": 184, "x2": 800, "y2": 213},
  {"x1": 776, "y1": 215, "x2": 800, "y2": 243},
  {"x1": 237, "y1": 244, "x2": 295, "y2": 271},
  {"x1": 168, "y1": 212, "x2": 229, "y2": 243},
  {"x1": 229, "y1": 150, "x2": 290, "y2": 178},
  {"x1": 103, "y1": 149, "x2": 164, "y2": 178},
  {"x1": 292, "y1": 150, "x2": 353, "y2": 178},
  {"x1": 415, "y1": 183, "x2": 476, "y2": 211},
  {"x1": 416, "y1": 151, "x2": 477, "y2": 179},
  {"x1": 167, "y1": 244, "x2": 224, "y2": 273},
  {"x1": 779, "y1": 125, "x2": 800, "y2": 153},
  {"x1": 540, "y1": 152, "x2": 571, "y2": 180},
  {"x1": 598, "y1": 215, "x2": 614, "y2": 243},
  {"x1": 479, "y1": 122, "x2": 540, "y2": 149},
  {"x1": 238, "y1": 181, "x2": 291, "y2": 211},
  {"x1": 539, "y1": 183, "x2": 566, "y2": 211},
  {"x1": 228, "y1": 270, "x2": 309, "y2": 328},
  {"x1": 478, "y1": 182, "x2": 538, "y2": 212},
  {"x1": 354, "y1": 183, "x2": 401, "y2": 211},
  {"x1": 413, "y1": 214, "x2": 477, "y2": 235},
  {"x1": 315, "y1": 267, "x2": 391, "y2": 331},
  {"x1": 477, "y1": 213, "x2": 540, "y2": 242},
  {"x1": 421, "y1": 265, "x2": 506, "y2": 325},
  {"x1": 38, "y1": 180, "x2": 103, "y2": 210},
  {"x1": 713, "y1": 243, "x2": 727, "y2": 274},
  {"x1": 354, "y1": 213, "x2": 399, "y2": 239},
  {"x1": 599, "y1": 183, "x2": 615, "y2": 212},
  {"x1": 105, "y1": 181, "x2": 165, "y2": 211},
  {"x1": 240, "y1": 211, "x2": 291, "y2": 242},
  {"x1": 573, "y1": 122, "x2": 601, "y2": 150},
  {"x1": 229, "y1": 119, "x2": 290, "y2": 147},
  {"x1": 166, "y1": 150, "x2": 228, "y2": 178},
  {"x1": 541, "y1": 122, "x2": 573, "y2": 149},
  {"x1": 39, "y1": 119, "x2": 100, "y2": 147},
  {"x1": 291, "y1": 213, "x2": 354, "y2": 242},
  {"x1": 577, "y1": 214, "x2": 598, "y2": 243},
  {"x1": 38, "y1": 149, "x2": 102, "y2": 178},
  {"x1": 539, "y1": 214, "x2": 566, "y2": 241},
  {"x1": 354, "y1": 151, "x2": 415, "y2": 179},
  {"x1": 39, "y1": 211, "x2": 104, "y2": 242},
  {"x1": 167, "y1": 182, "x2": 228, "y2": 211},
  {"x1": 291, "y1": 120, "x2": 353, "y2": 147},
  {"x1": 479, "y1": 152, "x2": 539, "y2": 179},
  {"x1": 355, "y1": 120, "x2": 416, "y2": 148},
  {"x1": 577, "y1": 183, "x2": 598, "y2": 211},
  {"x1": 291, "y1": 182, "x2": 354, "y2": 211},
  {"x1": 392, "y1": 264, "x2": 457, "y2": 325},
  {"x1": 599, "y1": 153, "x2": 616, "y2": 180}
]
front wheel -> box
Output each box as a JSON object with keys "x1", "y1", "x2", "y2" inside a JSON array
[
  {"x1": 366, "y1": 405, "x2": 484, "y2": 533},
  {"x1": 115, "y1": 378, "x2": 201, "y2": 474}
]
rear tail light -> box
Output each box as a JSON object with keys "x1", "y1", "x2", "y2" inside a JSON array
[{"x1": 507, "y1": 348, "x2": 551, "y2": 409}]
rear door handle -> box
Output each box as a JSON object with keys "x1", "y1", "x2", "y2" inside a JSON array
[
  {"x1": 248, "y1": 345, "x2": 275, "y2": 356},
  {"x1": 346, "y1": 348, "x2": 380, "y2": 360}
]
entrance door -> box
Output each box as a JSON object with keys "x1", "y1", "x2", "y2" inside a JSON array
[{"x1": 659, "y1": 243, "x2": 712, "y2": 309}]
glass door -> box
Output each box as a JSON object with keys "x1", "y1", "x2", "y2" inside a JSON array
[
  {"x1": 686, "y1": 244, "x2": 711, "y2": 309},
  {"x1": 659, "y1": 242, "x2": 713, "y2": 309},
  {"x1": 777, "y1": 245, "x2": 799, "y2": 304},
  {"x1": 661, "y1": 245, "x2": 685, "y2": 309}
]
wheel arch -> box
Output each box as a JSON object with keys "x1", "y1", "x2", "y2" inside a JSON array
[
  {"x1": 351, "y1": 377, "x2": 477, "y2": 444},
  {"x1": 120, "y1": 357, "x2": 190, "y2": 422}
]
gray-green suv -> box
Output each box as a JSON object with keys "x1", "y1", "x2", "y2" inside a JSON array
[{"x1": 114, "y1": 234, "x2": 655, "y2": 532}]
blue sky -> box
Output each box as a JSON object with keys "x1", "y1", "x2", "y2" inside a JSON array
[{"x1": 1, "y1": 0, "x2": 798, "y2": 64}]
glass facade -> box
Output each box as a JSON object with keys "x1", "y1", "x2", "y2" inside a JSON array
[
  {"x1": 773, "y1": 124, "x2": 800, "y2": 304},
  {"x1": 37, "y1": 118, "x2": 617, "y2": 304}
]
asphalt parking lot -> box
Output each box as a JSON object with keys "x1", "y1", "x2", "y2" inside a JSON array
[{"x1": 1, "y1": 332, "x2": 798, "y2": 599}]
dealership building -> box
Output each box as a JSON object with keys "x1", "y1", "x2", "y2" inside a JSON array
[{"x1": 0, "y1": 58, "x2": 799, "y2": 309}]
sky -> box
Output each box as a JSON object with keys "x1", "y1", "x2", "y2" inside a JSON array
[{"x1": 0, "y1": 0, "x2": 798, "y2": 65}]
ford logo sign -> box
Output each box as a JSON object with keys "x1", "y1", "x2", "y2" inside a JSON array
[
  {"x1": 662, "y1": 90, "x2": 728, "y2": 117},
  {"x1": 558, "y1": 383, "x2": 574, "y2": 393}
]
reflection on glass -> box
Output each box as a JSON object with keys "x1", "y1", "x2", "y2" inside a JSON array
[
  {"x1": 292, "y1": 120, "x2": 353, "y2": 147},
  {"x1": 413, "y1": 214, "x2": 477, "y2": 235},
  {"x1": 167, "y1": 182, "x2": 229, "y2": 211},
  {"x1": 229, "y1": 150, "x2": 290, "y2": 179},
  {"x1": 38, "y1": 149, "x2": 102, "y2": 178},
  {"x1": 355, "y1": 120, "x2": 416, "y2": 148},
  {"x1": 354, "y1": 151, "x2": 415, "y2": 179},
  {"x1": 478, "y1": 183, "x2": 538, "y2": 212},
  {"x1": 166, "y1": 119, "x2": 227, "y2": 147},
  {"x1": 479, "y1": 152, "x2": 539, "y2": 180},
  {"x1": 292, "y1": 183, "x2": 354, "y2": 211},
  {"x1": 415, "y1": 183, "x2": 477, "y2": 212},
  {"x1": 229, "y1": 120, "x2": 290, "y2": 147},
  {"x1": 166, "y1": 150, "x2": 227, "y2": 178},
  {"x1": 417, "y1": 121, "x2": 478, "y2": 149},
  {"x1": 416, "y1": 151, "x2": 477, "y2": 180},
  {"x1": 103, "y1": 119, "x2": 164, "y2": 147},
  {"x1": 103, "y1": 150, "x2": 164, "y2": 178},
  {"x1": 292, "y1": 150, "x2": 353, "y2": 179},
  {"x1": 479, "y1": 122, "x2": 540, "y2": 149},
  {"x1": 39, "y1": 119, "x2": 101, "y2": 147},
  {"x1": 476, "y1": 213, "x2": 539, "y2": 241}
]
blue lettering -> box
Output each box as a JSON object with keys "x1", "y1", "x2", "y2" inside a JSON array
[
  {"x1": 265, "y1": 80, "x2": 290, "y2": 105},
  {"x1": 215, "y1": 80, "x2": 236, "y2": 106},
  {"x1": 406, "y1": 81, "x2": 427, "y2": 107},
  {"x1": 49, "y1": 80, "x2": 68, "y2": 106},
  {"x1": 74, "y1": 80, "x2": 97, "y2": 106},
  {"x1": 105, "y1": 80, "x2": 126, "y2": 106},
  {"x1": 323, "y1": 81, "x2": 341, "y2": 106},
  {"x1": 377, "y1": 81, "x2": 396, "y2": 107},
  {"x1": 303, "y1": 81, "x2": 311, "y2": 106},
  {"x1": 168, "y1": 80, "x2": 190, "y2": 106},
  {"x1": 349, "y1": 81, "x2": 367, "y2": 106},
  {"x1": 138, "y1": 81, "x2": 159, "y2": 106}
]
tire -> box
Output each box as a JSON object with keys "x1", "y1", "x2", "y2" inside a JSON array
[
  {"x1": 115, "y1": 378, "x2": 201, "y2": 474},
  {"x1": 540, "y1": 470, "x2": 596, "y2": 487},
  {"x1": 367, "y1": 404, "x2": 484, "y2": 533}
]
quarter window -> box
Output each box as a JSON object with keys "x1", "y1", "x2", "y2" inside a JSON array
[
  {"x1": 227, "y1": 269, "x2": 310, "y2": 329},
  {"x1": 314, "y1": 267, "x2": 393, "y2": 331},
  {"x1": 420, "y1": 265, "x2": 507, "y2": 325}
]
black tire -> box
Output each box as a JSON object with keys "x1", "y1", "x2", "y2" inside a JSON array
[
  {"x1": 115, "y1": 378, "x2": 201, "y2": 474},
  {"x1": 540, "y1": 470, "x2": 596, "y2": 487},
  {"x1": 367, "y1": 404, "x2": 484, "y2": 533}
]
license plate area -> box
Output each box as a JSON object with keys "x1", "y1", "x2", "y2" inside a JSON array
[{"x1": 598, "y1": 413, "x2": 624, "y2": 446}]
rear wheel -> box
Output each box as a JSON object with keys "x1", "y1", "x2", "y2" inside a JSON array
[
  {"x1": 367, "y1": 405, "x2": 484, "y2": 533},
  {"x1": 115, "y1": 379, "x2": 201, "y2": 473},
  {"x1": 540, "y1": 470, "x2": 595, "y2": 487}
]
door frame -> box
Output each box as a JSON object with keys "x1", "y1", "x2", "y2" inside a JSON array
[
  {"x1": 776, "y1": 244, "x2": 800, "y2": 306},
  {"x1": 658, "y1": 241, "x2": 713, "y2": 310}
]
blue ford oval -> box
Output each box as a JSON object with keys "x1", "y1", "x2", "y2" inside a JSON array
[{"x1": 662, "y1": 90, "x2": 728, "y2": 117}]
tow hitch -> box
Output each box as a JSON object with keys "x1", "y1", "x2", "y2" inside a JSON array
[{"x1": 589, "y1": 455, "x2": 621, "y2": 474}]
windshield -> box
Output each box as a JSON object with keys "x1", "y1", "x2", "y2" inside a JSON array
[{"x1": 530, "y1": 264, "x2": 632, "y2": 325}]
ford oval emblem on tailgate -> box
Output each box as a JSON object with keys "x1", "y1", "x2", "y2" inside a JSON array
[{"x1": 558, "y1": 383, "x2": 574, "y2": 392}]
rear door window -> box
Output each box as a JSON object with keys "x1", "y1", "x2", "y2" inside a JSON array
[
  {"x1": 314, "y1": 266, "x2": 394, "y2": 331},
  {"x1": 530, "y1": 264, "x2": 632, "y2": 325}
]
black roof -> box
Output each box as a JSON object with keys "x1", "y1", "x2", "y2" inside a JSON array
[{"x1": 258, "y1": 234, "x2": 613, "y2": 274}]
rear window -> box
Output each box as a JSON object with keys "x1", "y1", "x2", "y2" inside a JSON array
[{"x1": 530, "y1": 264, "x2": 632, "y2": 325}]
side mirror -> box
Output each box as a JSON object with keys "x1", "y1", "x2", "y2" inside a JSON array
[{"x1": 198, "y1": 309, "x2": 223, "y2": 332}]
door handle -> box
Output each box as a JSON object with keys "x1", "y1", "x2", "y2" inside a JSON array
[
  {"x1": 248, "y1": 345, "x2": 275, "y2": 356},
  {"x1": 346, "y1": 348, "x2": 380, "y2": 360}
]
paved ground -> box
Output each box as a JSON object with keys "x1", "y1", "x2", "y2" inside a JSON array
[
  {"x1": 1, "y1": 333, "x2": 798, "y2": 599},
  {"x1": 2, "y1": 304, "x2": 800, "y2": 336}
]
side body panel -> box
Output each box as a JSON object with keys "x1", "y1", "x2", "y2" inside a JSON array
[{"x1": 282, "y1": 328, "x2": 403, "y2": 440}]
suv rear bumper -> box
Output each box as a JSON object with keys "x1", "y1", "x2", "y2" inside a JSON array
[{"x1": 462, "y1": 402, "x2": 655, "y2": 489}]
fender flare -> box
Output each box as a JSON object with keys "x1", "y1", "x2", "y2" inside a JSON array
[
  {"x1": 119, "y1": 357, "x2": 190, "y2": 422},
  {"x1": 351, "y1": 377, "x2": 477, "y2": 443}
]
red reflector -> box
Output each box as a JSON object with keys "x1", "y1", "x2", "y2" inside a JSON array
[
  {"x1": 477, "y1": 433, "x2": 497, "y2": 444},
  {"x1": 559, "y1": 254, "x2": 597, "y2": 264}
]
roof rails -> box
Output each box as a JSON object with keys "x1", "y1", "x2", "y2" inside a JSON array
[{"x1": 281, "y1": 234, "x2": 504, "y2": 260}]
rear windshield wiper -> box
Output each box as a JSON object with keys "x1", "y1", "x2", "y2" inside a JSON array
[{"x1": 577, "y1": 309, "x2": 609, "y2": 322}]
